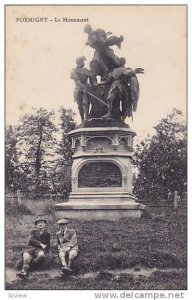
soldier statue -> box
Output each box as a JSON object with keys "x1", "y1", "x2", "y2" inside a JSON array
[
  {"x1": 71, "y1": 56, "x2": 94, "y2": 121},
  {"x1": 94, "y1": 57, "x2": 144, "y2": 120}
]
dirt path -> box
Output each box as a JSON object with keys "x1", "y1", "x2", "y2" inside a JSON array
[{"x1": 5, "y1": 267, "x2": 182, "y2": 284}]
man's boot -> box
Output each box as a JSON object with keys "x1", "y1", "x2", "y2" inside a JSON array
[
  {"x1": 67, "y1": 259, "x2": 73, "y2": 272},
  {"x1": 17, "y1": 263, "x2": 30, "y2": 280},
  {"x1": 60, "y1": 255, "x2": 68, "y2": 275}
]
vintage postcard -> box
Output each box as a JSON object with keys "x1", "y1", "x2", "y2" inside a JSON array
[{"x1": 4, "y1": 4, "x2": 187, "y2": 297}]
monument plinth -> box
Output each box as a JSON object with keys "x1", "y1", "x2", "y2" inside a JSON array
[
  {"x1": 55, "y1": 24, "x2": 145, "y2": 219},
  {"x1": 55, "y1": 120, "x2": 145, "y2": 219}
]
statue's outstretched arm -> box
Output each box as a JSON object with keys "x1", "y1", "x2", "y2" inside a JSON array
[{"x1": 134, "y1": 68, "x2": 145, "y2": 74}]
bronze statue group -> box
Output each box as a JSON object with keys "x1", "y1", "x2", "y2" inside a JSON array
[{"x1": 71, "y1": 24, "x2": 144, "y2": 123}]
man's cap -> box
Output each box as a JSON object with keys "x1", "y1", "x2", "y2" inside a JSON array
[
  {"x1": 35, "y1": 216, "x2": 47, "y2": 225},
  {"x1": 57, "y1": 218, "x2": 69, "y2": 225},
  {"x1": 76, "y1": 56, "x2": 86, "y2": 65}
]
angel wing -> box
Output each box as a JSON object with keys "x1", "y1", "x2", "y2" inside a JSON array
[{"x1": 130, "y1": 75, "x2": 140, "y2": 112}]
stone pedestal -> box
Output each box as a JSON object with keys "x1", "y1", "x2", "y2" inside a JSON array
[{"x1": 55, "y1": 120, "x2": 145, "y2": 219}]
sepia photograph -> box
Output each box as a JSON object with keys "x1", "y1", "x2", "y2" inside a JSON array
[{"x1": 5, "y1": 4, "x2": 187, "y2": 293}]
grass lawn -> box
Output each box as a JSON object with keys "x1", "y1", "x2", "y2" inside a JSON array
[{"x1": 5, "y1": 200, "x2": 187, "y2": 290}]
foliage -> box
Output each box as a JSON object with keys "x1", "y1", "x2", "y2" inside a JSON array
[
  {"x1": 15, "y1": 108, "x2": 57, "y2": 193},
  {"x1": 57, "y1": 107, "x2": 76, "y2": 161},
  {"x1": 5, "y1": 107, "x2": 76, "y2": 196},
  {"x1": 5, "y1": 126, "x2": 19, "y2": 192},
  {"x1": 53, "y1": 107, "x2": 76, "y2": 197},
  {"x1": 5, "y1": 202, "x2": 32, "y2": 216},
  {"x1": 133, "y1": 109, "x2": 187, "y2": 201}
]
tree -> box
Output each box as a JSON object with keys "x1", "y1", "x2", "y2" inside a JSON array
[
  {"x1": 133, "y1": 109, "x2": 187, "y2": 201},
  {"x1": 5, "y1": 125, "x2": 19, "y2": 192},
  {"x1": 6, "y1": 107, "x2": 76, "y2": 197},
  {"x1": 16, "y1": 108, "x2": 57, "y2": 193},
  {"x1": 53, "y1": 107, "x2": 76, "y2": 197}
]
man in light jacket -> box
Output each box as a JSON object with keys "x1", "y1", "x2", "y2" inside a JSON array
[{"x1": 56, "y1": 219, "x2": 79, "y2": 274}]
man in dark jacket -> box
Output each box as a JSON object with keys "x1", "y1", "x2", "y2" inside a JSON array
[
  {"x1": 17, "y1": 217, "x2": 50, "y2": 279},
  {"x1": 57, "y1": 219, "x2": 79, "y2": 275}
]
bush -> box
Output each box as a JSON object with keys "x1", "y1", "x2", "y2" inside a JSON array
[
  {"x1": 24, "y1": 199, "x2": 56, "y2": 216},
  {"x1": 5, "y1": 203, "x2": 31, "y2": 216}
]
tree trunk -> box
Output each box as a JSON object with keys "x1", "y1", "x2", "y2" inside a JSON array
[{"x1": 35, "y1": 122, "x2": 43, "y2": 189}]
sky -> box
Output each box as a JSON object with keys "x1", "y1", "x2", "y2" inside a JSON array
[{"x1": 6, "y1": 5, "x2": 186, "y2": 140}]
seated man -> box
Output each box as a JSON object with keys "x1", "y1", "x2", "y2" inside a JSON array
[
  {"x1": 56, "y1": 219, "x2": 79, "y2": 274},
  {"x1": 17, "y1": 217, "x2": 50, "y2": 279}
]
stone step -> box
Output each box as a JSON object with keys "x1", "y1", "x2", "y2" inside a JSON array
[
  {"x1": 55, "y1": 201, "x2": 145, "y2": 220},
  {"x1": 69, "y1": 191, "x2": 134, "y2": 195},
  {"x1": 55, "y1": 201, "x2": 144, "y2": 210}
]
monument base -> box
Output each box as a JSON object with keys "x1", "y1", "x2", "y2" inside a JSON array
[
  {"x1": 55, "y1": 198, "x2": 145, "y2": 220},
  {"x1": 58, "y1": 124, "x2": 145, "y2": 220}
]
